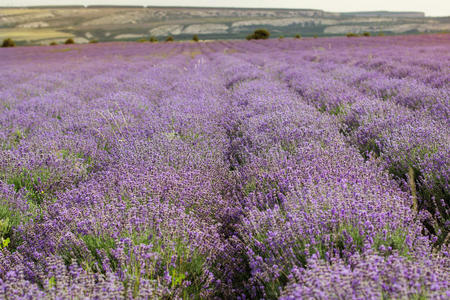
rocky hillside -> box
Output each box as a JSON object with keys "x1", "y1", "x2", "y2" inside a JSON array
[{"x1": 0, "y1": 6, "x2": 449, "y2": 44}]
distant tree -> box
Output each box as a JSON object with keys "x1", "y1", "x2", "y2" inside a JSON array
[
  {"x1": 246, "y1": 29, "x2": 270, "y2": 40},
  {"x1": 65, "y1": 38, "x2": 75, "y2": 44},
  {"x1": 50, "y1": 42, "x2": 58, "y2": 46},
  {"x1": 346, "y1": 32, "x2": 358, "y2": 37},
  {"x1": 149, "y1": 36, "x2": 158, "y2": 43},
  {"x1": 192, "y1": 34, "x2": 199, "y2": 42},
  {"x1": 279, "y1": 35, "x2": 284, "y2": 40},
  {"x1": 89, "y1": 39, "x2": 98, "y2": 44},
  {"x1": 378, "y1": 32, "x2": 385, "y2": 36},
  {"x1": 166, "y1": 36, "x2": 174, "y2": 42},
  {"x1": 254, "y1": 29, "x2": 270, "y2": 39},
  {"x1": 137, "y1": 38, "x2": 147, "y2": 43},
  {"x1": 1, "y1": 38, "x2": 15, "y2": 48},
  {"x1": 295, "y1": 34, "x2": 301, "y2": 39},
  {"x1": 313, "y1": 35, "x2": 318, "y2": 38},
  {"x1": 363, "y1": 32, "x2": 371, "y2": 37}
]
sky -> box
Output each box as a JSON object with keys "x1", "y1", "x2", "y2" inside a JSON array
[{"x1": 1, "y1": 1, "x2": 449, "y2": 17}]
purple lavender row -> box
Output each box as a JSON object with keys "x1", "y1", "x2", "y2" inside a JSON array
[
  {"x1": 268, "y1": 47, "x2": 448, "y2": 122},
  {"x1": 327, "y1": 44, "x2": 450, "y2": 89},
  {"x1": 281, "y1": 251, "x2": 449, "y2": 299},
  {"x1": 323, "y1": 58, "x2": 449, "y2": 122},
  {"x1": 0, "y1": 48, "x2": 235, "y2": 298},
  {"x1": 209, "y1": 53, "x2": 447, "y2": 298},
  {"x1": 268, "y1": 51, "x2": 449, "y2": 246}
]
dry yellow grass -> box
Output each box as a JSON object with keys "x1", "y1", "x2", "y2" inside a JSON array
[
  {"x1": 408, "y1": 166, "x2": 418, "y2": 213},
  {"x1": 224, "y1": 48, "x2": 238, "y2": 54},
  {"x1": 0, "y1": 9, "x2": 47, "y2": 16},
  {"x1": 183, "y1": 50, "x2": 202, "y2": 59},
  {"x1": 0, "y1": 29, "x2": 73, "y2": 41}
]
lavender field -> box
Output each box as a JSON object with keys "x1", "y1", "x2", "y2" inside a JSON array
[{"x1": 0, "y1": 34, "x2": 449, "y2": 299}]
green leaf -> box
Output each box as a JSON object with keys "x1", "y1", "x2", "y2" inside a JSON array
[{"x1": 1, "y1": 237, "x2": 10, "y2": 249}]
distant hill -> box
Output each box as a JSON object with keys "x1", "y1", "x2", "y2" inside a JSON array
[
  {"x1": 0, "y1": 6, "x2": 448, "y2": 45},
  {"x1": 342, "y1": 11, "x2": 425, "y2": 18}
]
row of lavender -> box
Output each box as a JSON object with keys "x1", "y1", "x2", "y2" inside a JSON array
[
  {"x1": 0, "y1": 42, "x2": 235, "y2": 298},
  {"x1": 215, "y1": 48, "x2": 448, "y2": 298},
  {"x1": 261, "y1": 39, "x2": 449, "y2": 247},
  {"x1": 0, "y1": 35, "x2": 449, "y2": 299}
]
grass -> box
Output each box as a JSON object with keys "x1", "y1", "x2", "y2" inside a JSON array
[
  {"x1": 58, "y1": 227, "x2": 208, "y2": 298},
  {"x1": 164, "y1": 129, "x2": 202, "y2": 143},
  {"x1": 81, "y1": 234, "x2": 117, "y2": 273},
  {"x1": 58, "y1": 149, "x2": 94, "y2": 173},
  {"x1": 11, "y1": 129, "x2": 25, "y2": 149},
  {"x1": 0, "y1": 204, "x2": 21, "y2": 250},
  {"x1": 0, "y1": 9, "x2": 47, "y2": 16},
  {"x1": 50, "y1": 48, "x2": 77, "y2": 53},
  {"x1": 244, "y1": 220, "x2": 411, "y2": 299},
  {"x1": 317, "y1": 103, "x2": 347, "y2": 116},
  {"x1": 242, "y1": 175, "x2": 287, "y2": 209},
  {"x1": 359, "y1": 137, "x2": 382, "y2": 159},
  {"x1": 3, "y1": 150, "x2": 92, "y2": 205},
  {"x1": 6, "y1": 168, "x2": 52, "y2": 205},
  {"x1": 183, "y1": 50, "x2": 202, "y2": 59},
  {"x1": 1, "y1": 128, "x2": 30, "y2": 150},
  {"x1": 280, "y1": 140, "x2": 298, "y2": 155},
  {"x1": 0, "y1": 29, "x2": 73, "y2": 41},
  {"x1": 0, "y1": 200, "x2": 33, "y2": 252}
]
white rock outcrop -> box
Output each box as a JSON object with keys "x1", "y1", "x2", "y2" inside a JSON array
[
  {"x1": 18, "y1": 21, "x2": 49, "y2": 28},
  {"x1": 183, "y1": 24, "x2": 229, "y2": 34},
  {"x1": 149, "y1": 25, "x2": 184, "y2": 36},
  {"x1": 114, "y1": 34, "x2": 145, "y2": 40}
]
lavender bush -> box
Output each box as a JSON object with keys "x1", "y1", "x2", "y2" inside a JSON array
[{"x1": 0, "y1": 35, "x2": 448, "y2": 299}]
